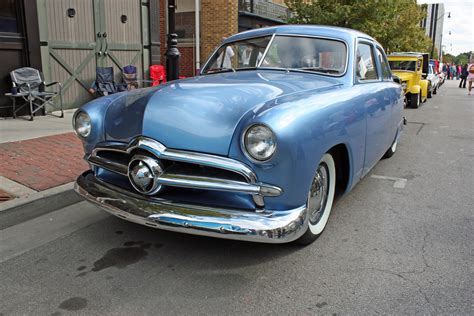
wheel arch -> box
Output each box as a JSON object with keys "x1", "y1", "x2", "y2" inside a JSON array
[{"x1": 327, "y1": 143, "x2": 351, "y2": 198}]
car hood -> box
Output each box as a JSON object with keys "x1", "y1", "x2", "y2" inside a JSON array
[{"x1": 104, "y1": 70, "x2": 340, "y2": 156}]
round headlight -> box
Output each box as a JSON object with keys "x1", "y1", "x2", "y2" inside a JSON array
[
  {"x1": 74, "y1": 112, "x2": 91, "y2": 138},
  {"x1": 243, "y1": 124, "x2": 276, "y2": 162}
]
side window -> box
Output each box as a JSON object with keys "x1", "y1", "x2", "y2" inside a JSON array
[
  {"x1": 376, "y1": 48, "x2": 391, "y2": 80},
  {"x1": 356, "y1": 43, "x2": 378, "y2": 81}
]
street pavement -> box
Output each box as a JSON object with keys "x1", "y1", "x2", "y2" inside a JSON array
[{"x1": 0, "y1": 80, "x2": 472, "y2": 315}]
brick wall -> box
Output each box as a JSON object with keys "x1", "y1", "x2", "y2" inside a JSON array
[
  {"x1": 158, "y1": 0, "x2": 197, "y2": 77},
  {"x1": 157, "y1": 0, "x2": 238, "y2": 78},
  {"x1": 200, "y1": 0, "x2": 238, "y2": 62}
]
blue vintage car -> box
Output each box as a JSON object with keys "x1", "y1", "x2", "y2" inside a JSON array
[{"x1": 73, "y1": 25, "x2": 404, "y2": 244}]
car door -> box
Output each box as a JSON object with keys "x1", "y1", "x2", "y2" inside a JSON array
[
  {"x1": 356, "y1": 41, "x2": 391, "y2": 175},
  {"x1": 376, "y1": 46, "x2": 401, "y2": 145}
]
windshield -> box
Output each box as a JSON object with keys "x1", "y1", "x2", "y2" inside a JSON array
[
  {"x1": 388, "y1": 60, "x2": 416, "y2": 72},
  {"x1": 202, "y1": 35, "x2": 347, "y2": 76}
]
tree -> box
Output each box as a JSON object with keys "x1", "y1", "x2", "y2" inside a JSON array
[
  {"x1": 454, "y1": 52, "x2": 470, "y2": 65},
  {"x1": 443, "y1": 53, "x2": 454, "y2": 64},
  {"x1": 285, "y1": 0, "x2": 432, "y2": 53}
]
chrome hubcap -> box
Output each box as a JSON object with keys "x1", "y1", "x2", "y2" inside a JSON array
[{"x1": 308, "y1": 163, "x2": 329, "y2": 224}]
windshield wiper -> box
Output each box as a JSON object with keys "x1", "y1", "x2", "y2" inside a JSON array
[
  {"x1": 301, "y1": 67, "x2": 341, "y2": 74},
  {"x1": 204, "y1": 67, "x2": 236, "y2": 74},
  {"x1": 235, "y1": 67, "x2": 258, "y2": 71}
]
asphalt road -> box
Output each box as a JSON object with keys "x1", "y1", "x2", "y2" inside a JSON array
[{"x1": 1, "y1": 80, "x2": 472, "y2": 315}]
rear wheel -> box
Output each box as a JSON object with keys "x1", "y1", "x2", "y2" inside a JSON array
[
  {"x1": 410, "y1": 93, "x2": 420, "y2": 108},
  {"x1": 427, "y1": 85, "x2": 432, "y2": 98},
  {"x1": 296, "y1": 153, "x2": 336, "y2": 245},
  {"x1": 433, "y1": 86, "x2": 437, "y2": 95}
]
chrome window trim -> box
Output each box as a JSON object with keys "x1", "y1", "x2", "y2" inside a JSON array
[
  {"x1": 354, "y1": 39, "x2": 382, "y2": 84},
  {"x1": 261, "y1": 33, "x2": 349, "y2": 78},
  {"x1": 257, "y1": 33, "x2": 276, "y2": 68},
  {"x1": 200, "y1": 34, "x2": 275, "y2": 74},
  {"x1": 201, "y1": 33, "x2": 349, "y2": 78}
]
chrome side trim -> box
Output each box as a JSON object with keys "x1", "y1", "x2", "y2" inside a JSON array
[
  {"x1": 157, "y1": 173, "x2": 282, "y2": 196},
  {"x1": 75, "y1": 171, "x2": 307, "y2": 243}
]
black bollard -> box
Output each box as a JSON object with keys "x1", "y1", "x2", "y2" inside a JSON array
[{"x1": 166, "y1": 0, "x2": 180, "y2": 81}]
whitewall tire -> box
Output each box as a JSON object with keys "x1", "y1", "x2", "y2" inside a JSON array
[{"x1": 296, "y1": 153, "x2": 336, "y2": 245}]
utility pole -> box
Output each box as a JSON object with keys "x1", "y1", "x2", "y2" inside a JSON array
[{"x1": 166, "y1": 0, "x2": 180, "y2": 81}]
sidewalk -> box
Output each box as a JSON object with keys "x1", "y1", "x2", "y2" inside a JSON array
[{"x1": 0, "y1": 110, "x2": 87, "y2": 223}]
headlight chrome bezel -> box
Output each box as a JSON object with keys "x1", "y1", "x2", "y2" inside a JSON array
[
  {"x1": 73, "y1": 111, "x2": 92, "y2": 139},
  {"x1": 242, "y1": 124, "x2": 277, "y2": 163}
]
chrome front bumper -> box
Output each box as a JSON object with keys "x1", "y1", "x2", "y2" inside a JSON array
[{"x1": 75, "y1": 171, "x2": 308, "y2": 243}]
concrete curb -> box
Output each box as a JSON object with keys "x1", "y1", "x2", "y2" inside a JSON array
[{"x1": 0, "y1": 182, "x2": 81, "y2": 230}]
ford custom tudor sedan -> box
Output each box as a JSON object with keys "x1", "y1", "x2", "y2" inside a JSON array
[{"x1": 74, "y1": 26, "x2": 404, "y2": 244}]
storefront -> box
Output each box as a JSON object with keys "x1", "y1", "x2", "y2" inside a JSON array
[{"x1": 0, "y1": 0, "x2": 41, "y2": 117}]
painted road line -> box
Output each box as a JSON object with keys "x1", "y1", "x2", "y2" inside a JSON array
[{"x1": 370, "y1": 175, "x2": 408, "y2": 189}]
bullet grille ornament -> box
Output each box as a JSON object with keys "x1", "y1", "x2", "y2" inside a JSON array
[{"x1": 127, "y1": 155, "x2": 164, "y2": 195}]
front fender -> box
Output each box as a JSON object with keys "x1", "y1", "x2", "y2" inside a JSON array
[
  {"x1": 408, "y1": 85, "x2": 421, "y2": 95},
  {"x1": 228, "y1": 86, "x2": 365, "y2": 211}
]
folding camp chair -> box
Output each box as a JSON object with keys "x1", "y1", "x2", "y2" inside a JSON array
[
  {"x1": 119, "y1": 65, "x2": 139, "y2": 91},
  {"x1": 6, "y1": 67, "x2": 63, "y2": 121},
  {"x1": 89, "y1": 67, "x2": 117, "y2": 96}
]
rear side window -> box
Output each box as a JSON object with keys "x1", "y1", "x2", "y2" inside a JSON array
[
  {"x1": 376, "y1": 48, "x2": 391, "y2": 80},
  {"x1": 356, "y1": 43, "x2": 378, "y2": 81}
]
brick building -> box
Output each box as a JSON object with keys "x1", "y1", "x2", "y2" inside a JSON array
[{"x1": 155, "y1": 0, "x2": 290, "y2": 77}]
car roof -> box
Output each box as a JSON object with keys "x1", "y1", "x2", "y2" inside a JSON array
[
  {"x1": 388, "y1": 52, "x2": 424, "y2": 58},
  {"x1": 225, "y1": 25, "x2": 377, "y2": 45}
]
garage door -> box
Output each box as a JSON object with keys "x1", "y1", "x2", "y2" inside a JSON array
[{"x1": 38, "y1": 0, "x2": 149, "y2": 109}]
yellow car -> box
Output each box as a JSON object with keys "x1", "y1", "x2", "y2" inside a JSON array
[{"x1": 388, "y1": 53, "x2": 429, "y2": 108}]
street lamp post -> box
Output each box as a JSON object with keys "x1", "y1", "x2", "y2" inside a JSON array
[
  {"x1": 431, "y1": 11, "x2": 450, "y2": 59},
  {"x1": 166, "y1": 0, "x2": 180, "y2": 81}
]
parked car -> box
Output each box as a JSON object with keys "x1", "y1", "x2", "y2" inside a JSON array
[
  {"x1": 427, "y1": 64, "x2": 440, "y2": 97},
  {"x1": 73, "y1": 25, "x2": 404, "y2": 244},
  {"x1": 388, "y1": 52, "x2": 429, "y2": 108},
  {"x1": 430, "y1": 59, "x2": 445, "y2": 88}
]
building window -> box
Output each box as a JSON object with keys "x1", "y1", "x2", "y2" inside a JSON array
[
  {"x1": 0, "y1": 0, "x2": 20, "y2": 34},
  {"x1": 175, "y1": 0, "x2": 195, "y2": 42}
]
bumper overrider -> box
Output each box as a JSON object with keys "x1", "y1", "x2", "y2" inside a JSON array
[{"x1": 75, "y1": 171, "x2": 308, "y2": 243}]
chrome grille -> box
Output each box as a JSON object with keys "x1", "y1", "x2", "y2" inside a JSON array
[{"x1": 85, "y1": 137, "x2": 282, "y2": 208}]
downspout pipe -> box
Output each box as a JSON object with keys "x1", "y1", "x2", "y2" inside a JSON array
[{"x1": 195, "y1": 0, "x2": 200, "y2": 74}]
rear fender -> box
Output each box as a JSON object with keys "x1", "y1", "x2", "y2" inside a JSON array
[{"x1": 420, "y1": 80, "x2": 429, "y2": 99}]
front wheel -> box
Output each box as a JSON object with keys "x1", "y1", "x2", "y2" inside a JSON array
[
  {"x1": 296, "y1": 153, "x2": 336, "y2": 245},
  {"x1": 410, "y1": 93, "x2": 420, "y2": 108}
]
